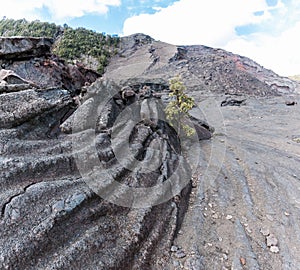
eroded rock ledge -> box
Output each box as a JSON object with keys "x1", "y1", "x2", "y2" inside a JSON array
[
  {"x1": 0, "y1": 36, "x2": 53, "y2": 60},
  {"x1": 0, "y1": 77, "x2": 212, "y2": 269}
]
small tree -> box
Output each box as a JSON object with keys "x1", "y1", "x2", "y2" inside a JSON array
[{"x1": 165, "y1": 76, "x2": 195, "y2": 137}]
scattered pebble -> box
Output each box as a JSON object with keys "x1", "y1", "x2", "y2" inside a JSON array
[
  {"x1": 240, "y1": 257, "x2": 246, "y2": 266},
  {"x1": 241, "y1": 216, "x2": 248, "y2": 222},
  {"x1": 260, "y1": 227, "x2": 270, "y2": 236},
  {"x1": 266, "y1": 214, "x2": 274, "y2": 221},
  {"x1": 284, "y1": 212, "x2": 290, "y2": 216},
  {"x1": 270, "y1": 246, "x2": 280, "y2": 253},
  {"x1": 175, "y1": 250, "x2": 186, "y2": 259},
  {"x1": 171, "y1": 245, "x2": 179, "y2": 252},
  {"x1": 246, "y1": 227, "x2": 252, "y2": 234},
  {"x1": 226, "y1": 215, "x2": 233, "y2": 220},
  {"x1": 292, "y1": 137, "x2": 300, "y2": 143},
  {"x1": 266, "y1": 234, "x2": 278, "y2": 247},
  {"x1": 173, "y1": 260, "x2": 180, "y2": 267},
  {"x1": 285, "y1": 101, "x2": 297, "y2": 106},
  {"x1": 183, "y1": 256, "x2": 204, "y2": 269},
  {"x1": 212, "y1": 213, "x2": 219, "y2": 219}
]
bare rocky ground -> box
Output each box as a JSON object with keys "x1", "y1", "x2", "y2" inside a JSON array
[
  {"x1": 0, "y1": 35, "x2": 300, "y2": 270},
  {"x1": 168, "y1": 93, "x2": 300, "y2": 270}
]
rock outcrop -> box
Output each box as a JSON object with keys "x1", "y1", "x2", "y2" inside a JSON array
[
  {"x1": 0, "y1": 36, "x2": 213, "y2": 269},
  {"x1": 0, "y1": 79, "x2": 209, "y2": 269},
  {"x1": 0, "y1": 37, "x2": 99, "y2": 92},
  {"x1": 0, "y1": 37, "x2": 53, "y2": 60}
]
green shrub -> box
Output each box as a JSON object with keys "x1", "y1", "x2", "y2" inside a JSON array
[{"x1": 165, "y1": 76, "x2": 195, "y2": 137}]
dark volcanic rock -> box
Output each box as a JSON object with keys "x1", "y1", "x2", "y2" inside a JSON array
[
  {"x1": 0, "y1": 69, "x2": 34, "y2": 85},
  {"x1": 221, "y1": 96, "x2": 247, "y2": 107},
  {"x1": 2, "y1": 56, "x2": 99, "y2": 92},
  {"x1": 189, "y1": 115, "x2": 214, "y2": 140},
  {"x1": 0, "y1": 37, "x2": 53, "y2": 60},
  {"x1": 0, "y1": 77, "x2": 205, "y2": 269},
  {"x1": 285, "y1": 100, "x2": 297, "y2": 106}
]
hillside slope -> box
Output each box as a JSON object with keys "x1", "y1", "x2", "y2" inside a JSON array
[{"x1": 106, "y1": 34, "x2": 300, "y2": 96}]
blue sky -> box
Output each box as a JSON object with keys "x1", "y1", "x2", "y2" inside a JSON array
[
  {"x1": 33, "y1": 0, "x2": 180, "y2": 34},
  {"x1": 1, "y1": 0, "x2": 300, "y2": 76}
]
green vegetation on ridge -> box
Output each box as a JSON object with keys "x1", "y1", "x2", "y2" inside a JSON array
[
  {"x1": 0, "y1": 18, "x2": 120, "y2": 74},
  {"x1": 0, "y1": 18, "x2": 61, "y2": 39},
  {"x1": 53, "y1": 26, "x2": 119, "y2": 74}
]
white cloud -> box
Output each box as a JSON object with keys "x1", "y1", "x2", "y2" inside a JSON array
[
  {"x1": 0, "y1": 0, "x2": 44, "y2": 21},
  {"x1": 123, "y1": 0, "x2": 300, "y2": 76},
  {"x1": 0, "y1": 0, "x2": 121, "y2": 21},
  {"x1": 123, "y1": 0, "x2": 270, "y2": 46},
  {"x1": 225, "y1": 22, "x2": 300, "y2": 76}
]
